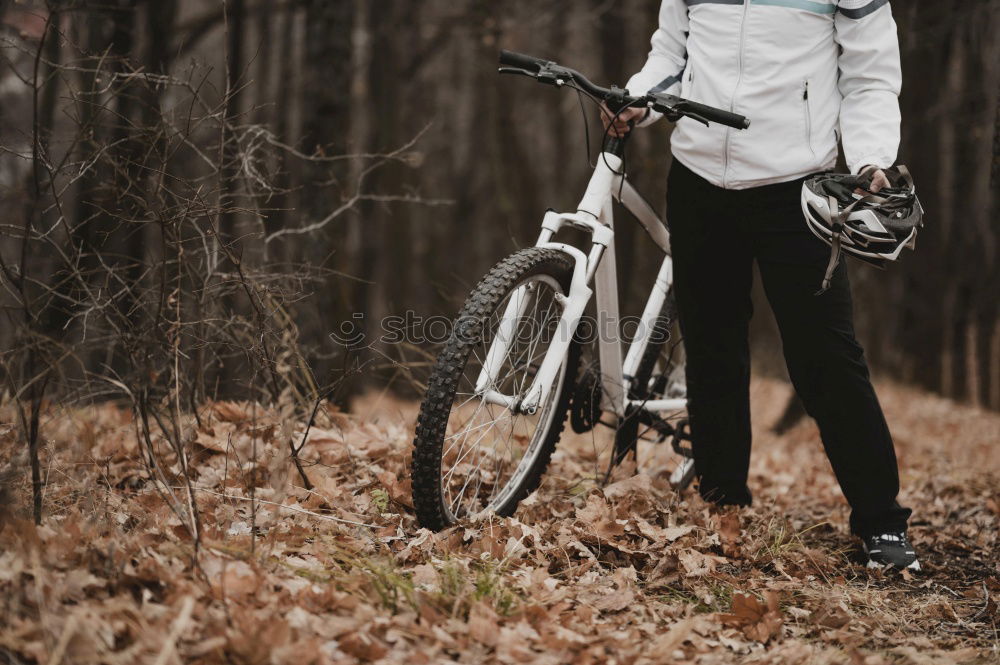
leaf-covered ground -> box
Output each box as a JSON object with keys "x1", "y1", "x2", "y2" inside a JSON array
[{"x1": 0, "y1": 378, "x2": 997, "y2": 664}]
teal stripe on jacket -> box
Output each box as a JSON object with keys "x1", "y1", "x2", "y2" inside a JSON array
[
  {"x1": 753, "y1": 0, "x2": 836, "y2": 14},
  {"x1": 685, "y1": 0, "x2": 841, "y2": 16}
]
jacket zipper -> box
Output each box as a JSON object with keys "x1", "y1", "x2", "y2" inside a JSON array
[
  {"x1": 803, "y1": 80, "x2": 814, "y2": 156},
  {"x1": 723, "y1": 0, "x2": 752, "y2": 189}
]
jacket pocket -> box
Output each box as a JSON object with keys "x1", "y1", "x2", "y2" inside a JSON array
[
  {"x1": 681, "y1": 63, "x2": 694, "y2": 99},
  {"x1": 803, "y1": 79, "x2": 815, "y2": 156}
]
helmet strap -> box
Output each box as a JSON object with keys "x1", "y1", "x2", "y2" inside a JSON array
[
  {"x1": 806, "y1": 166, "x2": 920, "y2": 295},
  {"x1": 816, "y1": 195, "x2": 845, "y2": 295},
  {"x1": 894, "y1": 164, "x2": 914, "y2": 191},
  {"x1": 816, "y1": 235, "x2": 842, "y2": 295}
]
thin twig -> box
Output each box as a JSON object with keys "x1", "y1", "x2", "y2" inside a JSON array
[
  {"x1": 177, "y1": 487, "x2": 380, "y2": 529},
  {"x1": 46, "y1": 614, "x2": 78, "y2": 665},
  {"x1": 151, "y1": 596, "x2": 195, "y2": 665}
]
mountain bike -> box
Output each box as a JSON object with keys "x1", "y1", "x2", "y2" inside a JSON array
[{"x1": 410, "y1": 51, "x2": 750, "y2": 530}]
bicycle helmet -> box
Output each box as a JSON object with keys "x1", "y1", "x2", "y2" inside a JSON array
[{"x1": 801, "y1": 165, "x2": 923, "y2": 293}]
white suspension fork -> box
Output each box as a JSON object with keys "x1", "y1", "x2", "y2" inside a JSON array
[
  {"x1": 474, "y1": 283, "x2": 534, "y2": 396},
  {"x1": 518, "y1": 243, "x2": 593, "y2": 413},
  {"x1": 478, "y1": 243, "x2": 594, "y2": 414},
  {"x1": 476, "y1": 154, "x2": 622, "y2": 413}
]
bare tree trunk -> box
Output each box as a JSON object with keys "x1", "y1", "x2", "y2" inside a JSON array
[
  {"x1": 346, "y1": 0, "x2": 371, "y2": 317},
  {"x1": 220, "y1": 0, "x2": 245, "y2": 243},
  {"x1": 940, "y1": 287, "x2": 956, "y2": 399},
  {"x1": 264, "y1": 2, "x2": 299, "y2": 243},
  {"x1": 21, "y1": 3, "x2": 62, "y2": 524},
  {"x1": 253, "y1": 0, "x2": 273, "y2": 128},
  {"x1": 989, "y1": 319, "x2": 1000, "y2": 410},
  {"x1": 298, "y1": 0, "x2": 355, "y2": 388},
  {"x1": 964, "y1": 321, "x2": 981, "y2": 407}
]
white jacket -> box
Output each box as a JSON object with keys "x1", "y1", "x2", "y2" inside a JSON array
[{"x1": 627, "y1": 0, "x2": 902, "y2": 190}]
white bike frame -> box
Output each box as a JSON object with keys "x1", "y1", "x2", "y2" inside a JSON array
[{"x1": 475, "y1": 150, "x2": 686, "y2": 421}]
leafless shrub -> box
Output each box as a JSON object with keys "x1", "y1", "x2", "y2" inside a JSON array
[{"x1": 0, "y1": 6, "x2": 426, "y2": 534}]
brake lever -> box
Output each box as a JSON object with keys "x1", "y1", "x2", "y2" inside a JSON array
[
  {"x1": 661, "y1": 108, "x2": 706, "y2": 126},
  {"x1": 536, "y1": 63, "x2": 574, "y2": 86},
  {"x1": 498, "y1": 66, "x2": 539, "y2": 80},
  {"x1": 682, "y1": 112, "x2": 710, "y2": 127},
  {"x1": 658, "y1": 101, "x2": 710, "y2": 127},
  {"x1": 498, "y1": 65, "x2": 572, "y2": 89}
]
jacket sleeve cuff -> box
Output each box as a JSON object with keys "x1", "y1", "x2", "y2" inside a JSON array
[
  {"x1": 850, "y1": 155, "x2": 893, "y2": 175},
  {"x1": 635, "y1": 107, "x2": 662, "y2": 128}
]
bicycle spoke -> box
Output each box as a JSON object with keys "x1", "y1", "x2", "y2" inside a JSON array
[
  {"x1": 433, "y1": 271, "x2": 571, "y2": 521},
  {"x1": 443, "y1": 408, "x2": 512, "y2": 483},
  {"x1": 445, "y1": 407, "x2": 514, "y2": 504}
]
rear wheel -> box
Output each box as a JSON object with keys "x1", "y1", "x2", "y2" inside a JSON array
[
  {"x1": 411, "y1": 248, "x2": 579, "y2": 530},
  {"x1": 613, "y1": 289, "x2": 695, "y2": 488}
]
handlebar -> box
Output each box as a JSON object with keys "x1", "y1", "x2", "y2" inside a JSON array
[
  {"x1": 499, "y1": 50, "x2": 548, "y2": 73},
  {"x1": 651, "y1": 94, "x2": 751, "y2": 130},
  {"x1": 498, "y1": 49, "x2": 750, "y2": 131}
]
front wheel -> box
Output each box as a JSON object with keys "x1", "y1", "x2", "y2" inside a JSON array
[{"x1": 411, "y1": 248, "x2": 579, "y2": 531}]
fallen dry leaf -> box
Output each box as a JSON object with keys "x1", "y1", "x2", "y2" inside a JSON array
[
  {"x1": 0, "y1": 379, "x2": 995, "y2": 664},
  {"x1": 719, "y1": 591, "x2": 784, "y2": 643}
]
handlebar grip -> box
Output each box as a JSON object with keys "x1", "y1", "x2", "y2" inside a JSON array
[
  {"x1": 499, "y1": 50, "x2": 548, "y2": 73},
  {"x1": 683, "y1": 100, "x2": 751, "y2": 129}
]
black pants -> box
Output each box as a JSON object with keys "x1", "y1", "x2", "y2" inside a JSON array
[{"x1": 665, "y1": 159, "x2": 911, "y2": 537}]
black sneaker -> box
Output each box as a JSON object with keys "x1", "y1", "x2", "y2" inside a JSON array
[{"x1": 861, "y1": 532, "x2": 920, "y2": 571}]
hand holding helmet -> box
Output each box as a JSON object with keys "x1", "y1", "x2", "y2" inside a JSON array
[
  {"x1": 801, "y1": 165, "x2": 924, "y2": 294},
  {"x1": 860, "y1": 165, "x2": 891, "y2": 193}
]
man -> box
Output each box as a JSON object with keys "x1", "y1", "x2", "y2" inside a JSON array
[{"x1": 606, "y1": 0, "x2": 918, "y2": 570}]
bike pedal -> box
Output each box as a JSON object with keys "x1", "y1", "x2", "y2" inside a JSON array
[{"x1": 671, "y1": 419, "x2": 694, "y2": 458}]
